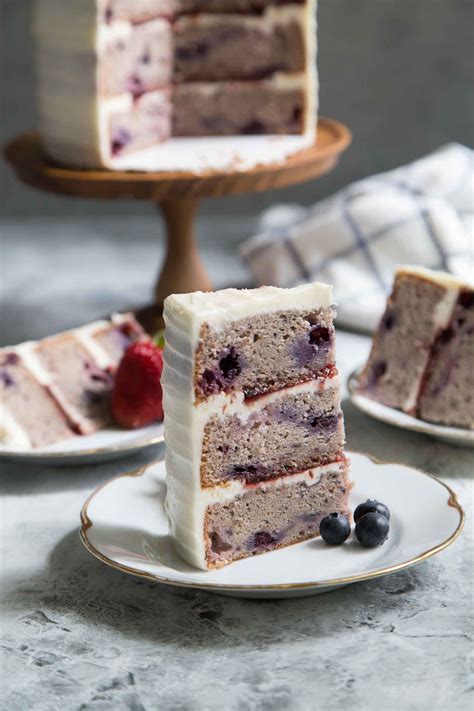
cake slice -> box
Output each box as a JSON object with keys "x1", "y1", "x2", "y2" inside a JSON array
[
  {"x1": 357, "y1": 266, "x2": 474, "y2": 429},
  {"x1": 0, "y1": 313, "x2": 147, "y2": 450},
  {"x1": 162, "y1": 284, "x2": 350, "y2": 569}
]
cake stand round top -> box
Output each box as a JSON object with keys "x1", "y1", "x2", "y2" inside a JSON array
[{"x1": 4, "y1": 118, "x2": 351, "y2": 201}]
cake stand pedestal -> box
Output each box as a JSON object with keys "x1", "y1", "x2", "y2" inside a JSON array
[{"x1": 4, "y1": 118, "x2": 351, "y2": 331}]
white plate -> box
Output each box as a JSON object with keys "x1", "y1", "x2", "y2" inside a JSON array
[
  {"x1": 0, "y1": 423, "x2": 164, "y2": 465},
  {"x1": 348, "y1": 368, "x2": 474, "y2": 448},
  {"x1": 80, "y1": 451, "x2": 464, "y2": 599}
]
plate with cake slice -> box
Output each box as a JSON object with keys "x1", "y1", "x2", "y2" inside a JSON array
[
  {"x1": 348, "y1": 266, "x2": 474, "y2": 448},
  {"x1": 80, "y1": 283, "x2": 463, "y2": 597},
  {"x1": 0, "y1": 313, "x2": 165, "y2": 464},
  {"x1": 80, "y1": 451, "x2": 464, "y2": 599}
]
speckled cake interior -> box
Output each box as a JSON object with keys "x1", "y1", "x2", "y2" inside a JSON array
[
  {"x1": 195, "y1": 307, "x2": 335, "y2": 401},
  {"x1": 358, "y1": 267, "x2": 474, "y2": 429},
  {"x1": 200, "y1": 380, "x2": 344, "y2": 486},
  {"x1": 206, "y1": 464, "x2": 349, "y2": 567},
  {"x1": 162, "y1": 284, "x2": 351, "y2": 570}
]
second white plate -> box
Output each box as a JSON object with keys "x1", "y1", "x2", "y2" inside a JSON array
[
  {"x1": 0, "y1": 422, "x2": 164, "y2": 465},
  {"x1": 80, "y1": 451, "x2": 464, "y2": 598},
  {"x1": 348, "y1": 368, "x2": 474, "y2": 448}
]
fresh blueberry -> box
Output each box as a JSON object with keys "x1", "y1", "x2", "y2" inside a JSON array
[
  {"x1": 319, "y1": 512, "x2": 351, "y2": 545},
  {"x1": 355, "y1": 512, "x2": 389, "y2": 548},
  {"x1": 354, "y1": 499, "x2": 390, "y2": 523}
]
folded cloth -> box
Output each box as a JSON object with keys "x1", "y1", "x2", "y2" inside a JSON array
[{"x1": 241, "y1": 144, "x2": 474, "y2": 332}]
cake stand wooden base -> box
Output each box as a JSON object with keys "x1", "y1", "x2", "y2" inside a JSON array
[{"x1": 4, "y1": 118, "x2": 351, "y2": 331}]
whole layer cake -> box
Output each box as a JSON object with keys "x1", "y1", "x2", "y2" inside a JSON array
[
  {"x1": 0, "y1": 313, "x2": 146, "y2": 449},
  {"x1": 32, "y1": 0, "x2": 317, "y2": 168},
  {"x1": 357, "y1": 266, "x2": 474, "y2": 429},
  {"x1": 162, "y1": 284, "x2": 350, "y2": 569}
]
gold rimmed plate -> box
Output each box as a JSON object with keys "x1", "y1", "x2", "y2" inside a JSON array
[
  {"x1": 348, "y1": 368, "x2": 474, "y2": 449},
  {"x1": 0, "y1": 423, "x2": 164, "y2": 465},
  {"x1": 79, "y1": 451, "x2": 464, "y2": 599}
]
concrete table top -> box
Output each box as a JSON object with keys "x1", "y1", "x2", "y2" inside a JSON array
[{"x1": 1, "y1": 217, "x2": 472, "y2": 711}]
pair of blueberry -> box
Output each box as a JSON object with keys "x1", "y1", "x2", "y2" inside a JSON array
[{"x1": 320, "y1": 500, "x2": 390, "y2": 548}]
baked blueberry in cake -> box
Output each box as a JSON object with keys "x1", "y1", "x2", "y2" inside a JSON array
[
  {"x1": 32, "y1": 0, "x2": 317, "y2": 168},
  {"x1": 357, "y1": 266, "x2": 474, "y2": 430},
  {"x1": 162, "y1": 284, "x2": 351, "y2": 569},
  {"x1": 0, "y1": 313, "x2": 147, "y2": 450}
]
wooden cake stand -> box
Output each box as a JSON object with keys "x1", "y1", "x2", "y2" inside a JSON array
[{"x1": 4, "y1": 118, "x2": 351, "y2": 329}]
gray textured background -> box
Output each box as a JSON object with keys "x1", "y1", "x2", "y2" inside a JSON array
[{"x1": 1, "y1": 0, "x2": 473, "y2": 217}]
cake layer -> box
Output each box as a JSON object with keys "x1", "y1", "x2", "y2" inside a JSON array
[
  {"x1": 92, "y1": 315, "x2": 147, "y2": 362},
  {"x1": 174, "y1": 78, "x2": 305, "y2": 136},
  {"x1": 200, "y1": 379, "x2": 344, "y2": 486},
  {"x1": 164, "y1": 375, "x2": 343, "y2": 485},
  {"x1": 98, "y1": 19, "x2": 172, "y2": 96},
  {"x1": 106, "y1": 91, "x2": 172, "y2": 157},
  {"x1": 0, "y1": 353, "x2": 75, "y2": 449},
  {"x1": 163, "y1": 284, "x2": 335, "y2": 403},
  {"x1": 194, "y1": 306, "x2": 335, "y2": 401},
  {"x1": 174, "y1": 9, "x2": 305, "y2": 82},
  {"x1": 418, "y1": 289, "x2": 474, "y2": 429},
  {"x1": 357, "y1": 267, "x2": 459, "y2": 414},
  {"x1": 33, "y1": 334, "x2": 114, "y2": 435},
  {"x1": 205, "y1": 460, "x2": 351, "y2": 568}
]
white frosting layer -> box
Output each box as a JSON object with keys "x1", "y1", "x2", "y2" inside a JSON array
[
  {"x1": 0, "y1": 405, "x2": 31, "y2": 450},
  {"x1": 163, "y1": 283, "x2": 333, "y2": 345},
  {"x1": 165, "y1": 460, "x2": 346, "y2": 570},
  {"x1": 397, "y1": 265, "x2": 472, "y2": 291},
  {"x1": 162, "y1": 282, "x2": 339, "y2": 569},
  {"x1": 33, "y1": 0, "x2": 318, "y2": 169}
]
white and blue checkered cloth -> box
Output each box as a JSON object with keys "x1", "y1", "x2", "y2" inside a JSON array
[{"x1": 241, "y1": 144, "x2": 474, "y2": 332}]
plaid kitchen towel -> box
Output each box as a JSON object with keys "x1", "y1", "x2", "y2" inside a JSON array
[{"x1": 241, "y1": 143, "x2": 474, "y2": 332}]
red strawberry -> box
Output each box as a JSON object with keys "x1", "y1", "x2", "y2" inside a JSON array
[{"x1": 112, "y1": 341, "x2": 164, "y2": 429}]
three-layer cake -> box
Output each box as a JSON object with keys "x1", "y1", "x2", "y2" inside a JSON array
[
  {"x1": 33, "y1": 0, "x2": 317, "y2": 168},
  {"x1": 162, "y1": 284, "x2": 350, "y2": 569}
]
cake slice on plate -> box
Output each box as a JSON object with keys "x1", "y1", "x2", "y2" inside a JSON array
[
  {"x1": 357, "y1": 266, "x2": 474, "y2": 429},
  {"x1": 162, "y1": 284, "x2": 351, "y2": 569},
  {"x1": 0, "y1": 313, "x2": 147, "y2": 450}
]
